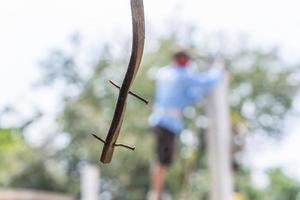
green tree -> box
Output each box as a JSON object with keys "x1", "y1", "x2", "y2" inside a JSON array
[
  {"x1": 34, "y1": 32, "x2": 299, "y2": 199},
  {"x1": 266, "y1": 169, "x2": 300, "y2": 200},
  {"x1": 0, "y1": 128, "x2": 67, "y2": 192},
  {"x1": 0, "y1": 128, "x2": 32, "y2": 186}
]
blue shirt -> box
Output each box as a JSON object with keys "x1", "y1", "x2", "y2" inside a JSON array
[{"x1": 148, "y1": 64, "x2": 223, "y2": 134}]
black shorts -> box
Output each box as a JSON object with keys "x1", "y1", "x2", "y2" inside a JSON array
[{"x1": 152, "y1": 126, "x2": 176, "y2": 166}]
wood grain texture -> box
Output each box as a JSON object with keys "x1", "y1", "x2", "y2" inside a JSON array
[
  {"x1": 0, "y1": 189, "x2": 74, "y2": 200},
  {"x1": 100, "y1": 0, "x2": 145, "y2": 163}
]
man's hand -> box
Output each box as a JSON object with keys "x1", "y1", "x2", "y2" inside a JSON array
[{"x1": 212, "y1": 57, "x2": 225, "y2": 71}]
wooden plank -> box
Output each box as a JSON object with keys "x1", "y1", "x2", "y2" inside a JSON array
[
  {"x1": 80, "y1": 164, "x2": 100, "y2": 200},
  {"x1": 0, "y1": 189, "x2": 74, "y2": 200},
  {"x1": 206, "y1": 71, "x2": 233, "y2": 200}
]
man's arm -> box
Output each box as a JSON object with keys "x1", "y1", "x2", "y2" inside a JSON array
[
  {"x1": 190, "y1": 59, "x2": 225, "y2": 89},
  {"x1": 183, "y1": 60, "x2": 225, "y2": 105}
]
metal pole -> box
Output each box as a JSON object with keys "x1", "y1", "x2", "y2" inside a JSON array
[{"x1": 206, "y1": 71, "x2": 233, "y2": 200}]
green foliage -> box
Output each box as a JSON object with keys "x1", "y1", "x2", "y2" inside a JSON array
[
  {"x1": 235, "y1": 168, "x2": 267, "y2": 200},
  {"x1": 0, "y1": 129, "x2": 68, "y2": 192},
  {"x1": 227, "y1": 49, "x2": 298, "y2": 136},
  {"x1": 10, "y1": 161, "x2": 66, "y2": 192},
  {"x1": 37, "y1": 35, "x2": 298, "y2": 198},
  {"x1": 0, "y1": 129, "x2": 33, "y2": 186},
  {"x1": 265, "y1": 169, "x2": 300, "y2": 200},
  {"x1": 235, "y1": 168, "x2": 300, "y2": 200},
  {"x1": 1, "y1": 31, "x2": 297, "y2": 198}
]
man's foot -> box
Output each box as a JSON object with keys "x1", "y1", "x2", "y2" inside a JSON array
[
  {"x1": 161, "y1": 192, "x2": 172, "y2": 200},
  {"x1": 147, "y1": 191, "x2": 172, "y2": 200},
  {"x1": 147, "y1": 191, "x2": 161, "y2": 200}
]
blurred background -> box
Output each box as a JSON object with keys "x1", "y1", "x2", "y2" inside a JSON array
[{"x1": 1, "y1": 0, "x2": 300, "y2": 199}]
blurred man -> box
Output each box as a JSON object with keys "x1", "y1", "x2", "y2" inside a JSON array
[{"x1": 148, "y1": 49, "x2": 224, "y2": 200}]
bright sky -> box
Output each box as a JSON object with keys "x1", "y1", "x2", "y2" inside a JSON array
[{"x1": 1, "y1": 0, "x2": 300, "y2": 182}]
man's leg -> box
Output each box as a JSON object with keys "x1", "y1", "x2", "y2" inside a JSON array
[
  {"x1": 148, "y1": 126, "x2": 175, "y2": 200},
  {"x1": 150, "y1": 163, "x2": 167, "y2": 199}
]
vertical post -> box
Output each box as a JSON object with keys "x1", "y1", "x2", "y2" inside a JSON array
[
  {"x1": 81, "y1": 164, "x2": 100, "y2": 200},
  {"x1": 206, "y1": 71, "x2": 233, "y2": 200}
]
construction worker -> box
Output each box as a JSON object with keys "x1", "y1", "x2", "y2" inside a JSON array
[{"x1": 148, "y1": 48, "x2": 224, "y2": 200}]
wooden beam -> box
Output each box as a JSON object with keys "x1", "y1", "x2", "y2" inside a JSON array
[
  {"x1": 0, "y1": 189, "x2": 74, "y2": 200},
  {"x1": 80, "y1": 164, "x2": 100, "y2": 200},
  {"x1": 206, "y1": 71, "x2": 233, "y2": 200}
]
